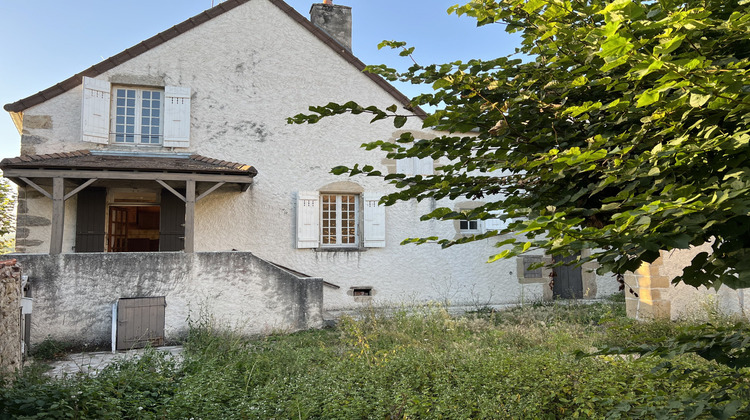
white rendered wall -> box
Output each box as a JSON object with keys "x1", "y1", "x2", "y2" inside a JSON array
[{"x1": 15, "y1": 0, "x2": 617, "y2": 313}]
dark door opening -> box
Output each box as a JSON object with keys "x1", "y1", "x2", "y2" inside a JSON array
[
  {"x1": 107, "y1": 206, "x2": 160, "y2": 252},
  {"x1": 552, "y1": 254, "x2": 583, "y2": 299}
]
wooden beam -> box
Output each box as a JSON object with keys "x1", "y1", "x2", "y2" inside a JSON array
[
  {"x1": 196, "y1": 182, "x2": 225, "y2": 202},
  {"x1": 50, "y1": 177, "x2": 65, "y2": 255},
  {"x1": 156, "y1": 180, "x2": 186, "y2": 202},
  {"x1": 3, "y1": 168, "x2": 253, "y2": 185},
  {"x1": 184, "y1": 180, "x2": 196, "y2": 253},
  {"x1": 63, "y1": 178, "x2": 98, "y2": 201},
  {"x1": 19, "y1": 177, "x2": 52, "y2": 199}
]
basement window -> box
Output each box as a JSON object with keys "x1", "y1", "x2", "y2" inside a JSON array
[{"x1": 352, "y1": 288, "x2": 372, "y2": 297}]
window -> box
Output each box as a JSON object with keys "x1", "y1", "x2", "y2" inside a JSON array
[
  {"x1": 81, "y1": 77, "x2": 191, "y2": 148},
  {"x1": 112, "y1": 87, "x2": 163, "y2": 144},
  {"x1": 459, "y1": 219, "x2": 481, "y2": 233},
  {"x1": 396, "y1": 156, "x2": 433, "y2": 176},
  {"x1": 321, "y1": 194, "x2": 358, "y2": 246},
  {"x1": 297, "y1": 191, "x2": 385, "y2": 249}
]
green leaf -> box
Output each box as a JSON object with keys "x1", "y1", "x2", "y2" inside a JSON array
[
  {"x1": 636, "y1": 90, "x2": 660, "y2": 107},
  {"x1": 394, "y1": 116, "x2": 407, "y2": 128},
  {"x1": 689, "y1": 92, "x2": 711, "y2": 108}
]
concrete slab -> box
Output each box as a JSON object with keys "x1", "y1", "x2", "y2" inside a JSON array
[{"x1": 43, "y1": 346, "x2": 183, "y2": 378}]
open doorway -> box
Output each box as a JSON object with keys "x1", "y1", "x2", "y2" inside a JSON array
[{"x1": 107, "y1": 206, "x2": 160, "y2": 252}]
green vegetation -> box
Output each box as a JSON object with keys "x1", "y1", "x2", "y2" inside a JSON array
[
  {"x1": 289, "y1": 0, "x2": 750, "y2": 290},
  {"x1": 2, "y1": 300, "x2": 749, "y2": 419}
]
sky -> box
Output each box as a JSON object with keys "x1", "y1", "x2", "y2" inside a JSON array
[{"x1": 0, "y1": 0, "x2": 520, "y2": 161}]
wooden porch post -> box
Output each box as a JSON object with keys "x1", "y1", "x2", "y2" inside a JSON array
[
  {"x1": 184, "y1": 180, "x2": 196, "y2": 253},
  {"x1": 50, "y1": 177, "x2": 65, "y2": 254}
]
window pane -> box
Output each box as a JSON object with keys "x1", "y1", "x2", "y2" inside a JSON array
[
  {"x1": 143, "y1": 91, "x2": 151, "y2": 99},
  {"x1": 152, "y1": 92, "x2": 161, "y2": 100},
  {"x1": 126, "y1": 90, "x2": 136, "y2": 98}
]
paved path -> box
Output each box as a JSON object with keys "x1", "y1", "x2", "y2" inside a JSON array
[{"x1": 44, "y1": 346, "x2": 183, "y2": 378}]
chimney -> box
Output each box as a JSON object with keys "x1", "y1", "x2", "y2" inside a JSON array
[{"x1": 310, "y1": 1, "x2": 352, "y2": 52}]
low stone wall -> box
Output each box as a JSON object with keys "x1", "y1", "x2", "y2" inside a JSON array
[
  {"x1": 0, "y1": 259, "x2": 22, "y2": 375},
  {"x1": 11, "y1": 252, "x2": 323, "y2": 346}
]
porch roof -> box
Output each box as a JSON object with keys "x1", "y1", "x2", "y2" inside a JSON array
[{"x1": 0, "y1": 150, "x2": 257, "y2": 186}]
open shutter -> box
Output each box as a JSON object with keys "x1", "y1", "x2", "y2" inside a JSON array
[
  {"x1": 363, "y1": 192, "x2": 386, "y2": 248},
  {"x1": 417, "y1": 157, "x2": 434, "y2": 175},
  {"x1": 160, "y1": 189, "x2": 186, "y2": 251},
  {"x1": 297, "y1": 191, "x2": 319, "y2": 248},
  {"x1": 75, "y1": 188, "x2": 106, "y2": 252},
  {"x1": 396, "y1": 157, "x2": 415, "y2": 175},
  {"x1": 483, "y1": 211, "x2": 507, "y2": 233},
  {"x1": 163, "y1": 86, "x2": 191, "y2": 148},
  {"x1": 81, "y1": 77, "x2": 111, "y2": 144}
]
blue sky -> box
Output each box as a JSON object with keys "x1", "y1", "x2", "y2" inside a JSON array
[{"x1": 0, "y1": 0, "x2": 519, "y2": 160}]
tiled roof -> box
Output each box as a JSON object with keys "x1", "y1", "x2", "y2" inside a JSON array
[
  {"x1": 3, "y1": 0, "x2": 425, "y2": 118},
  {"x1": 0, "y1": 150, "x2": 257, "y2": 176}
]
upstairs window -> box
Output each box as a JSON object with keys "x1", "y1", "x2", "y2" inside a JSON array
[
  {"x1": 82, "y1": 76, "x2": 191, "y2": 148},
  {"x1": 112, "y1": 88, "x2": 163, "y2": 144}
]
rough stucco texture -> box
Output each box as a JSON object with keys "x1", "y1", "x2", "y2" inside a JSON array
[
  {"x1": 15, "y1": 0, "x2": 620, "y2": 314},
  {"x1": 11, "y1": 252, "x2": 323, "y2": 345},
  {"x1": 0, "y1": 262, "x2": 22, "y2": 375}
]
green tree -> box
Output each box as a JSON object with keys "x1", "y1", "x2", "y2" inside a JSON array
[
  {"x1": 0, "y1": 174, "x2": 15, "y2": 254},
  {"x1": 290, "y1": 0, "x2": 750, "y2": 290}
]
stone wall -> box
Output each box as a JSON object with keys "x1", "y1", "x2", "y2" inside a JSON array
[
  {"x1": 0, "y1": 259, "x2": 22, "y2": 376},
  {"x1": 625, "y1": 244, "x2": 750, "y2": 320},
  {"x1": 11, "y1": 252, "x2": 323, "y2": 346}
]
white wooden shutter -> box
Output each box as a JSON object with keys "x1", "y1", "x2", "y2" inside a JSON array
[
  {"x1": 81, "y1": 77, "x2": 111, "y2": 144},
  {"x1": 417, "y1": 157, "x2": 434, "y2": 175},
  {"x1": 297, "y1": 191, "x2": 320, "y2": 248},
  {"x1": 483, "y1": 211, "x2": 507, "y2": 232},
  {"x1": 396, "y1": 157, "x2": 413, "y2": 175},
  {"x1": 164, "y1": 86, "x2": 191, "y2": 148},
  {"x1": 363, "y1": 192, "x2": 386, "y2": 248}
]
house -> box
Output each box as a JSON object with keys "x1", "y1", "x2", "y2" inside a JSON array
[{"x1": 1, "y1": 0, "x2": 619, "y2": 347}]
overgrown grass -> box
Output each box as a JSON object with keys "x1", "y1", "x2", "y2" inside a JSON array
[{"x1": 2, "y1": 298, "x2": 749, "y2": 419}]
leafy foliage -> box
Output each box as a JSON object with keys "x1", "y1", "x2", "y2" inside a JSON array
[
  {"x1": 288, "y1": 0, "x2": 750, "y2": 289},
  {"x1": 3, "y1": 304, "x2": 749, "y2": 419}
]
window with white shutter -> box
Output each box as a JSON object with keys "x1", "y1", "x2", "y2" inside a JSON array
[
  {"x1": 82, "y1": 77, "x2": 111, "y2": 144},
  {"x1": 296, "y1": 190, "x2": 386, "y2": 249},
  {"x1": 297, "y1": 191, "x2": 320, "y2": 248},
  {"x1": 363, "y1": 192, "x2": 385, "y2": 248},
  {"x1": 483, "y1": 211, "x2": 508, "y2": 232},
  {"x1": 396, "y1": 156, "x2": 433, "y2": 176},
  {"x1": 81, "y1": 77, "x2": 190, "y2": 147}
]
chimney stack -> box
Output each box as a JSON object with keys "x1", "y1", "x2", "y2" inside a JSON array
[{"x1": 310, "y1": 2, "x2": 352, "y2": 52}]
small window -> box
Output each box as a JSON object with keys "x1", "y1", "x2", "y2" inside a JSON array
[
  {"x1": 459, "y1": 219, "x2": 481, "y2": 234},
  {"x1": 352, "y1": 288, "x2": 372, "y2": 297},
  {"x1": 321, "y1": 194, "x2": 359, "y2": 247},
  {"x1": 112, "y1": 87, "x2": 164, "y2": 145},
  {"x1": 523, "y1": 256, "x2": 543, "y2": 279}
]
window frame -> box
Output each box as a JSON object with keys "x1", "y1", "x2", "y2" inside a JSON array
[
  {"x1": 459, "y1": 219, "x2": 482, "y2": 234},
  {"x1": 320, "y1": 193, "x2": 360, "y2": 248},
  {"x1": 110, "y1": 86, "x2": 165, "y2": 146}
]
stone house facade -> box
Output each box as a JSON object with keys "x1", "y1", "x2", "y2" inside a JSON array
[{"x1": 1, "y1": 0, "x2": 618, "y2": 345}]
